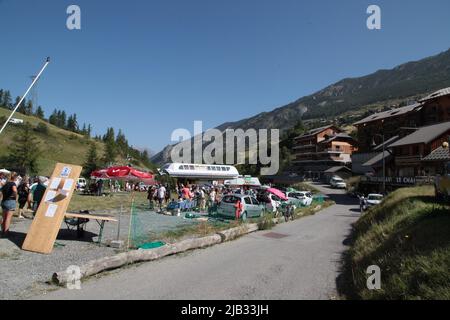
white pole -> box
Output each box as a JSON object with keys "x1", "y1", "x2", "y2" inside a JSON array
[{"x1": 0, "y1": 57, "x2": 51, "y2": 135}]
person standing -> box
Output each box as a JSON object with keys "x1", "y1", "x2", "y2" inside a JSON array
[
  {"x1": 234, "y1": 198, "x2": 243, "y2": 221},
  {"x1": 359, "y1": 194, "x2": 366, "y2": 212},
  {"x1": 1, "y1": 172, "x2": 18, "y2": 237},
  {"x1": 96, "y1": 179, "x2": 104, "y2": 197},
  {"x1": 157, "y1": 184, "x2": 166, "y2": 211},
  {"x1": 147, "y1": 186, "x2": 155, "y2": 209},
  {"x1": 32, "y1": 177, "x2": 47, "y2": 216},
  {"x1": 199, "y1": 187, "x2": 206, "y2": 212},
  {"x1": 17, "y1": 178, "x2": 30, "y2": 219},
  {"x1": 182, "y1": 185, "x2": 191, "y2": 200},
  {"x1": 209, "y1": 188, "x2": 216, "y2": 208}
]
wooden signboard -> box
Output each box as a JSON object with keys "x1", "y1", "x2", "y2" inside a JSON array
[{"x1": 22, "y1": 163, "x2": 82, "y2": 254}]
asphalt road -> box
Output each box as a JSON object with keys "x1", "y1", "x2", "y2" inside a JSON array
[{"x1": 35, "y1": 183, "x2": 360, "y2": 300}]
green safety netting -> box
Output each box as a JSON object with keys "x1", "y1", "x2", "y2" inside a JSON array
[{"x1": 128, "y1": 199, "x2": 157, "y2": 249}]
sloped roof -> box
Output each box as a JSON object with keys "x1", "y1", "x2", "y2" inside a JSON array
[
  {"x1": 295, "y1": 125, "x2": 340, "y2": 139},
  {"x1": 422, "y1": 146, "x2": 450, "y2": 162},
  {"x1": 353, "y1": 103, "x2": 423, "y2": 126},
  {"x1": 363, "y1": 151, "x2": 393, "y2": 167},
  {"x1": 389, "y1": 121, "x2": 450, "y2": 148},
  {"x1": 372, "y1": 136, "x2": 400, "y2": 151},
  {"x1": 324, "y1": 166, "x2": 352, "y2": 173},
  {"x1": 320, "y1": 133, "x2": 355, "y2": 144},
  {"x1": 420, "y1": 87, "x2": 450, "y2": 102}
]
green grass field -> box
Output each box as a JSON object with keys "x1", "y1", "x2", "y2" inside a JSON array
[{"x1": 341, "y1": 185, "x2": 450, "y2": 300}]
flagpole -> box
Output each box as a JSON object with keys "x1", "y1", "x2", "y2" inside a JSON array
[{"x1": 0, "y1": 57, "x2": 50, "y2": 135}]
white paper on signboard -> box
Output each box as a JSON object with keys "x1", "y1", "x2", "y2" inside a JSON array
[
  {"x1": 62, "y1": 179, "x2": 74, "y2": 192},
  {"x1": 44, "y1": 191, "x2": 57, "y2": 203},
  {"x1": 60, "y1": 166, "x2": 72, "y2": 178},
  {"x1": 49, "y1": 178, "x2": 61, "y2": 190},
  {"x1": 45, "y1": 204, "x2": 58, "y2": 218}
]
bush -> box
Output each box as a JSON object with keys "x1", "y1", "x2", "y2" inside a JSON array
[
  {"x1": 34, "y1": 122, "x2": 49, "y2": 134},
  {"x1": 257, "y1": 215, "x2": 275, "y2": 230}
]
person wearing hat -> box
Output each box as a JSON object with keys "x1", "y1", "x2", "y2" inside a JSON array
[{"x1": 1, "y1": 172, "x2": 18, "y2": 237}]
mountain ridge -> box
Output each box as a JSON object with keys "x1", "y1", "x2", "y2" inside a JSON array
[{"x1": 152, "y1": 48, "x2": 450, "y2": 164}]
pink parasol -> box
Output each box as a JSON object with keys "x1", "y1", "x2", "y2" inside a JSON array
[{"x1": 266, "y1": 188, "x2": 288, "y2": 201}]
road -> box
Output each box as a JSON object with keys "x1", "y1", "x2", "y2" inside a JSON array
[{"x1": 35, "y1": 183, "x2": 360, "y2": 300}]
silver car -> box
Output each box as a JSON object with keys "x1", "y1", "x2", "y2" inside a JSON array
[{"x1": 216, "y1": 194, "x2": 265, "y2": 220}]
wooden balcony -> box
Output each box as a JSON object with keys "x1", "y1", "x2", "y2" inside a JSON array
[{"x1": 395, "y1": 155, "x2": 423, "y2": 166}]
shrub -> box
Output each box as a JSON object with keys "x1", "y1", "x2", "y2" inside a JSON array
[{"x1": 34, "y1": 122, "x2": 49, "y2": 134}]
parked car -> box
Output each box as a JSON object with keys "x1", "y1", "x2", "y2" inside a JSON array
[
  {"x1": 362, "y1": 194, "x2": 384, "y2": 211},
  {"x1": 217, "y1": 194, "x2": 265, "y2": 220},
  {"x1": 330, "y1": 176, "x2": 347, "y2": 189},
  {"x1": 286, "y1": 191, "x2": 313, "y2": 207}
]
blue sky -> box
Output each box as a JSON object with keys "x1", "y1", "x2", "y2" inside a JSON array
[{"x1": 1, "y1": 0, "x2": 449, "y2": 153}]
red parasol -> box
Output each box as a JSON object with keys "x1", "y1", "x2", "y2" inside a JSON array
[{"x1": 91, "y1": 166, "x2": 156, "y2": 184}]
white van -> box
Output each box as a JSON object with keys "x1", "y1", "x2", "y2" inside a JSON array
[
  {"x1": 9, "y1": 118, "x2": 24, "y2": 125},
  {"x1": 77, "y1": 178, "x2": 87, "y2": 191}
]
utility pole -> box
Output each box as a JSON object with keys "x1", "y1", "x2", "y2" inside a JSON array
[{"x1": 0, "y1": 57, "x2": 50, "y2": 135}]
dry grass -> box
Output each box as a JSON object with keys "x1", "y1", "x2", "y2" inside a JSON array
[
  {"x1": 340, "y1": 185, "x2": 450, "y2": 300},
  {"x1": 68, "y1": 192, "x2": 149, "y2": 213}
]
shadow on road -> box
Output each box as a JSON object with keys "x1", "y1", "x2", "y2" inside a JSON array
[{"x1": 4, "y1": 229, "x2": 99, "y2": 249}]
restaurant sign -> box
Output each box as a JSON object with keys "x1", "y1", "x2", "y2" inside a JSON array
[{"x1": 361, "y1": 176, "x2": 416, "y2": 185}]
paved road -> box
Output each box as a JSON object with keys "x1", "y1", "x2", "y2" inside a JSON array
[{"x1": 36, "y1": 184, "x2": 360, "y2": 300}]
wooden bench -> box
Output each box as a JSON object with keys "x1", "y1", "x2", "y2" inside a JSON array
[{"x1": 64, "y1": 213, "x2": 118, "y2": 244}]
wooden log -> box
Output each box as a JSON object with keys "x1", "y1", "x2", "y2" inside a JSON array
[
  {"x1": 52, "y1": 234, "x2": 222, "y2": 286},
  {"x1": 52, "y1": 222, "x2": 261, "y2": 286},
  {"x1": 217, "y1": 223, "x2": 259, "y2": 242}
]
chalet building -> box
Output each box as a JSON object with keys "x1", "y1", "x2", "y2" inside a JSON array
[
  {"x1": 389, "y1": 121, "x2": 450, "y2": 177},
  {"x1": 291, "y1": 125, "x2": 357, "y2": 180},
  {"x1": 419, "y1": 87, "x2": 450, "y2": 125},
  {"x1": 352, "y1": 87, "x2": 450, "y2": 187},
  {"x1": 353, "y1": 87, "x2": 450, "y2": 153}
]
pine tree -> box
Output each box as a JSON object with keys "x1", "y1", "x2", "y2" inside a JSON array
[
  {"x1": 25, "y1": 100, "x2": 33, "y2": 115},
  {"x1": 83, "y1": 143, "x2": 99, "y2": 176},
  {"x1": 8, "y1": 123, "x2": 41, "y2": 174},
  {"x1": 116, "y1": 129, "x2": 128, "y2": 151},
  {"x1": 3, "y1": 90, "x2": 12, "y2": 109},
  {"x1": 17, "y1": 97, "x2": 26, "y2": 114},
  {"x1": 35, "y1": 106, "x2": 45, "y2": 119},
  {"x1": 103, "y1": 127, "x2": 115, "y2": 143},
  {"x1": 87, "y1": 124, "x2": 92, "y2": 138},
  {"x1": 102, "y1": 141, "x2": 117, "y2": 166},
  {"x1": 67, "y1": 114, "x2": 78, "y2": 132},
  {"x1": 60, "y1": 110, "x2": 67, "y2": 128},
  {"x1": 49, "y1": 109, "x2": 58, "y2": 125},
  {"x1": 0, "y1": 89, "x2": 4, "y2": 107}
]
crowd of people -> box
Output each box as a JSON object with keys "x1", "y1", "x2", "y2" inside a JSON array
[
  {"x1": 146, "y1": 183, "x2": 259, "y2": 216},
  {"x1": 0, "y1": 171, "x2": 48, "y2": 238}
]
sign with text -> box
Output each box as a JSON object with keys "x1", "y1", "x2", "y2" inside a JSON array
[{"x1": 22, "y1": 163, "x2": 82, "y2": 254}]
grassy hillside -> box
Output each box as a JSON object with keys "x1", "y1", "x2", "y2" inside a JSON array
[
  {"x1": 341, "y1": 186, "x2": 450, "y2": 300},
  {"x1": 0, "y1": 109, "x2": 150, "y2": 176}
]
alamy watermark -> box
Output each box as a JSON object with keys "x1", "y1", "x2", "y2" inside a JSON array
[
  {"x1": 170, "y1": 121, "x2": 279, "y2": 176},
  {"x1": 367, "y1": 5, "x2": 381, "y2": 30},
  {"x1": 66, "y1": 5, "x2": 81, "y2": 30},
  {"x1": 66, "y1": 265, "x2": 82, "y2": 290},
  {"x1": 366, "y1": 265, "x2": 381, "y2": 290}
]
